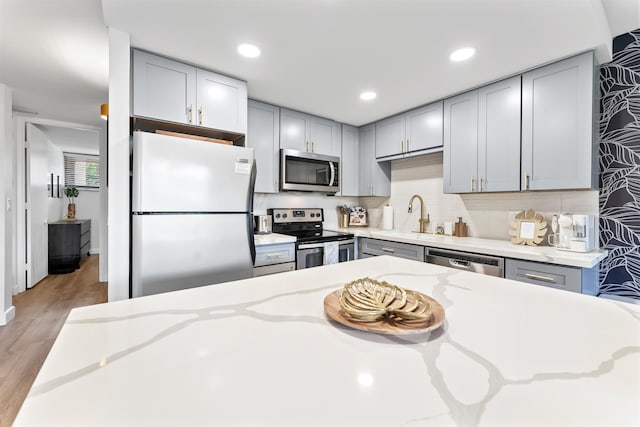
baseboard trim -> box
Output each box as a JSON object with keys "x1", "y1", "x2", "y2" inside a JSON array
[
  {"x1": 1, "y1": 305, "x2": 16, "y2": 325},
  {"x1": 90, "y1": 248, "x2": 100, "y2": 255}
]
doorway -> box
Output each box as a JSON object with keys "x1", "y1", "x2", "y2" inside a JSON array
[{"x1": 15, "y1": 116, "x2": 106, "y2": 294}]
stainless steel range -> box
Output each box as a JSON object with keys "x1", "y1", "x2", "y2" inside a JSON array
[{"x1": 268, "y1": 208, "x2": 355, "y2": 269}]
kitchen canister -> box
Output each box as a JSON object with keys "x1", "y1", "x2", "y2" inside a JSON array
[{"x1": 382, "y1": 205, "x2": 394, "y2": 230}]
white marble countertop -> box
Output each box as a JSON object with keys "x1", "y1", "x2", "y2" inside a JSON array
[
  {"x1": 15, "y1": 257, "x2": 639, "y2": 426},
  {"x1": 254, "y1": 232, "x2": 296, "y2": 246},
  {"x1": 332, "y1": 227, "x2": 607, "y2": 268}
]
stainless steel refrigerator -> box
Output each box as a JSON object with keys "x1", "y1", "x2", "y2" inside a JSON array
[{"x1": 131, "y1": 131, "x2": 256, "y2": 297}]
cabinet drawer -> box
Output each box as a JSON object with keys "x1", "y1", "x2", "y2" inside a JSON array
[
  {"x1": 80, "y1": 219, "x2": 90, "y2": 235},
  {"x1": 359, "y1": 238, "x2": 424, "y2": 262},
  {"x1": 505, "y1": 259, "x2": 581, "y2": 293},
  {"x1": 254, "y1": 243, "x2": 295, "y2": 267},
  {"x1": 253, "y1": 262, "x2": 296, "y2": 277}
]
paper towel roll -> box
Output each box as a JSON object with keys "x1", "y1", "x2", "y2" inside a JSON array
[{"x1": 382, "y1": 205, "x2": 394, "y2": 230}]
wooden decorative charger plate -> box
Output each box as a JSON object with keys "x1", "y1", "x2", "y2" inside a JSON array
[{"x1": 323, "y1": 289, "x2": 445, "y2": 335}]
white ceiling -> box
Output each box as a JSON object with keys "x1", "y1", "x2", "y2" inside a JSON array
[
  {"x1": 35, "y1": 124, "x2": 100, "y2": 154},
  {"x1": 1, "y1": 0, "x2": 639, "y2": 134}
]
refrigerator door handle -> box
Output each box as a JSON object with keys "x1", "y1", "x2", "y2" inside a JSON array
[{"x1": 247, "y1": 159, "x2": 257, "y2": 265}]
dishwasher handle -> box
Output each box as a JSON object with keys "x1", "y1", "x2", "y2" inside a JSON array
[{"x1": 449, "y1": 259, "x2": 471, "y2": 269}]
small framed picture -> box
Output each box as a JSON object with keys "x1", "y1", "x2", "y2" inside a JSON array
[
  {"x1": 519, "y1": 221, "x2": 536, "y2": 240},
  {"x1": 349, "y1": 207, "x2": 368, "y2": 227},
  {"x1": 47, "y1": 173, "x2": 53, "y2": 197},
  {"x1": 55, "y1": 175, "x2": 60, "y2": 198}
]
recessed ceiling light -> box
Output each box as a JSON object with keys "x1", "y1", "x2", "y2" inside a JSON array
[
  {"x1": 360, "y1": 91, "x2": 377, "y2": 101},
  {"x1": 450, "y1": 47, "x2": 475, "y2": 62},
  {"x1": 237, "y1": 43, "x2": 260, "y2": 58}
]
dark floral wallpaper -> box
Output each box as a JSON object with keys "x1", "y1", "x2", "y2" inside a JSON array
[{"x1": 599, "y1": 30, "x2": 640, "y2": 299}]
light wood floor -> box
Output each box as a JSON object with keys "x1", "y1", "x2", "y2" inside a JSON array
[{"x1": 0, "y1": 255, "x2": 107, "y2": 427}]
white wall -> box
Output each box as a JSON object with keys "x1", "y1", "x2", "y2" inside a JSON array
[
  {"x1": 361, "y1": 153, "x2": 599, "y2": 242},
  {"x1": 107, "y1": 28, "x2": 131, "y2": 302},
  {"x1": 0, "y1": 84, "x2": 15, "y2": 325}
]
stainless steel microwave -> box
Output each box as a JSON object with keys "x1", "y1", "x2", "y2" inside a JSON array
[{"x1": 280, "y1": 149, "x2": 340, "y2": 193}]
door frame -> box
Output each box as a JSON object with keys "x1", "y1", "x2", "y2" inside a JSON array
[{"x1": 14, "y1": 115, "x2": 104, "y2": 294}]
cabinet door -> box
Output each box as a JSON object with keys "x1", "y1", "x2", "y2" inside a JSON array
[
  {"x1": 132, "y1": 49, "x2": 196, "y2": 125},
  {"x1": 375, "y1": 114, "x2": 405, "y2": 159},
  {"x1": 522, "y1": 52, "x2": 595, "y2": 190},
  {"x1": 405, "y1": 101, "x2": 443, "y2": 153},
  {"x1": 340, "y1": 124, "x2": 359, "y2": 196},
  {"x1": 280, "y1": 108, "x2": 309, "y2": 152},
  {"x1": 478, "y1": 76, "x2": 521, "y2": 192},
  {"x1": 247, "y1": 100, "x2": 279, "y2": 193},
  {"x1": 443, "y1": 90, "x2": 479, "y2": 193},
  {"x1": 196, "y1": 68, "x2": 247, "y2": 134},
  {"x1": 359, "y1": 124, "x2": 390, "y2": 197},
  {"x1": 309, "y1": 116, "x2": 340, "y2": 156}
]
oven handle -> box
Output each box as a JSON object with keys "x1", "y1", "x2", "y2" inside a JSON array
[{"x1": 298, "y1": 239, "x2": 354, "y2": 250}]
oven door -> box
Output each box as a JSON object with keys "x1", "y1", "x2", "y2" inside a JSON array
[{"x1": 296, "y1": 239, "x2": 355, "y2": 270}]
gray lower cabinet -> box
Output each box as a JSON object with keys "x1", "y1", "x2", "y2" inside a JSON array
[
  {"x1": 247, "y1": 100, "x2": 280, "y2": 193},
  {"x1": 444, "y1": 76, "x2": 521, "y2": 193},
  {"x1": 48, "y1": 219, "x2": 91, "y2": 274},
  {"x1": 505, "y1": 258, "x2": 599, "y2": 295},
  {"x1": 521, "y1": 51, "x2": 596, "y2": 190},
  {"x1": 254, "y1": 242, "x2": 296, "y2": 277},
  {"x1": 359, "y1": 124, "x2": 391, "y2": 197},
  {"x1": 358, "y1": 238, "x2": 424, "y2": 262}
]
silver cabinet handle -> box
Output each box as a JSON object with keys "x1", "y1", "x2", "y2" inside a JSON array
[
  {"x1": 406, "y1": 138, "x2": 409, "y2": 152},
  {"x1": 381, "y1": 247, "x2": 396, "y2": 253},
  {"x1": 400, "y1": 139, "x2": 404, "y2": 153},
  {"x1": 523, "y1": 170, "x2": 529, "y2": 190},
  {"x1": 198, "y1": 107, "x2": 203, "y2": 125},
  {"x1": 188, "y1": 104, "x2": 193, "y2": 124},
  {"x1": 470, "y1": 176, "x2": 475, "y2": 192},
  {"x1": 306, "y1": 141, "x2": 310, "y2": 152},
  {"x1": 312, "y1": 141, "x2": 315, "y2": 152},
  {"x1": 479, "y1": 176, "x2": 483, "y2": 192},
  {"x1": 524, "y1": 273, "x2": 555, "y2": 282}
]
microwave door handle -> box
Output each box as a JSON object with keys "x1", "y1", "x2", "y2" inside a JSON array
[{"x1": 329, "y1": 162, "x2": 335, "y2": 186}]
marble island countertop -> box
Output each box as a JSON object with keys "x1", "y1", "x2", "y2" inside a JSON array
[
  {"x1": 331, "y1": 227, "x2": 607, "y2": 268},
  {"x1": 15, "y1": 257, "x2": 639, "y2": 426}
]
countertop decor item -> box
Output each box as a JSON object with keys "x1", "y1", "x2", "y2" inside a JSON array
[
  {"x1": 348, "y1": 206, "x2": 368, "y2": 226},
  {"x1": 324, "y1": 277, "x2": 445, "y2": 335},
  {"x1": 509, "y1": 208, "x2": 547, "y2": 246},
  {"x1": 63, "y1": 186, "x2": 79, "y2": 221}
]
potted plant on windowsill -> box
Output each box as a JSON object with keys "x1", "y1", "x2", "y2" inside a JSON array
[{"x1": 64, "y1": 186, "x2": 79, "y2": 221}]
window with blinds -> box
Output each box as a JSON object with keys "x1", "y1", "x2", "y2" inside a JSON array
[{"x1": 64, "y1": 153, "x2": 100, "y2": 188}]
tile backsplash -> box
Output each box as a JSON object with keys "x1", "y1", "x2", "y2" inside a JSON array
[
  {"x1": 255, "y1": 152, "x2": 598, "y2": 243},
  {"x1": 360, "y1": 153, "x2": 599, "y2": 242}
]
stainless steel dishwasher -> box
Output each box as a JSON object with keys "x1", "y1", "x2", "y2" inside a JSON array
[{"x1": 425, "y1": 248, "x2": 504, "y2": 277}]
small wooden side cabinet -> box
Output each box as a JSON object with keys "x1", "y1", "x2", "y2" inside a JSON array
[{"x1": 48, "y1": 219, "x2": 91, "y2": 274}]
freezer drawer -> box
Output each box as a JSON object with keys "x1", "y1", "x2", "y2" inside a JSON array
[{"x1": 132, "y1": 214, "x2": 254, "y2": 297}]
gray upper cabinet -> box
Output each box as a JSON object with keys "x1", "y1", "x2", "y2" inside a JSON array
[
  {"x1": 340, "y1": 124, "x2": 359, "y2": 197},
  {"x1": 405, "y1": 102, "x2": 444, "y2": 153},
  {"x1": 375, "y1": 114, "x2": 405, "y2": 159},
  {"x1": 133, "y1": 49, "x2": 197, "y2": 125},
  {"x1": 444, "y1": 76, "x2": 521, "y2": 193},
  {"x1": 132, "y1": 49, "x2": 248, "y2": 134},
  {"x1": 376, "y1": 101, "x2": 443, "y2": 160},
  {"x1": 444, "y1": 90, "x2": 478, "y2": 193},
  {"x1": 521, "y1": 52, "x2": 596, "y2": 190},
  {"x1": 247, "y1": 100, "x2": 280, "y2": 193},
  {"x1": 478, "y1": 76, "x2": 521, "y2": 192},
  {"x1": 360, "y1": 124, "x2": 391, "y2": 197},
  {"x1": 280, "y1": 108, "x2": 340, "y2": 157},
  {"x1": 196, "y1": 69, "x2": 247, "y2": 134}
]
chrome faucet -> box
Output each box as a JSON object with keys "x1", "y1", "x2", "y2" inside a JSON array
[{"x1": 408, "y1": 194, "x2": 430, "y2": 233}]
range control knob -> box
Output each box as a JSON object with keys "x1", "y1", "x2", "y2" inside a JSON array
[
  {"x1": 310, "y1": 213, "x2": 315, "y2": 218},
  {"x1": 282, "y1": 213, "x2": 288, "y2": 219},
  {"x1": 275, "y1": 213, "x2": 281, "y2": 219}
]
